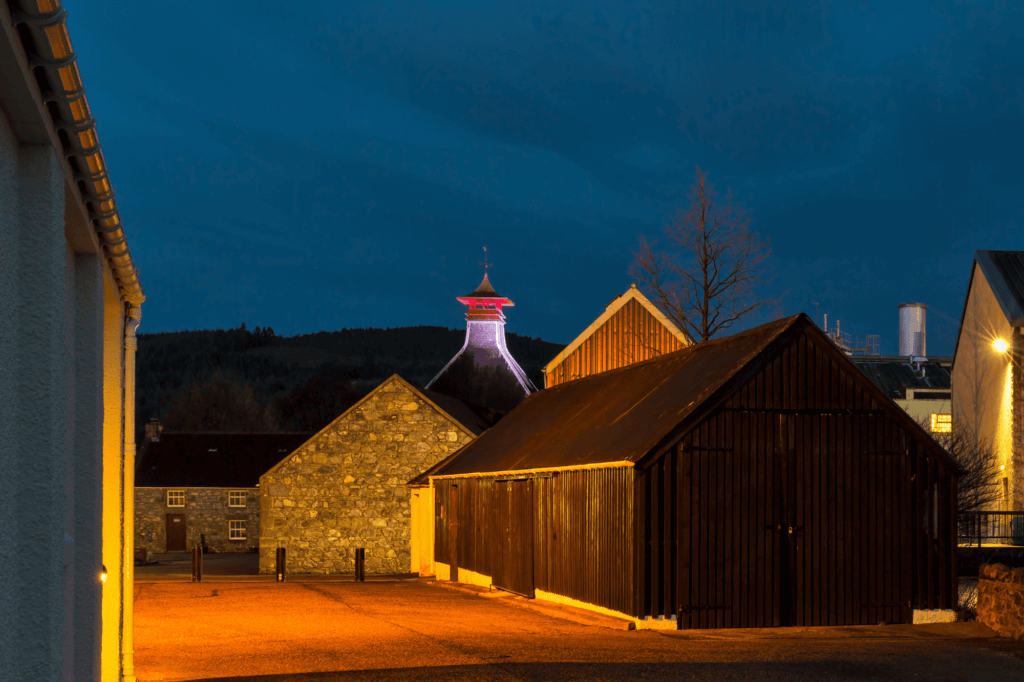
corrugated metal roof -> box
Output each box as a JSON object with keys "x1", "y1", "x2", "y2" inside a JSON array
[
  {"x1": 850, "y1": 358, "x2": 951, "y2": 399},
  {"x1": 135, "y1": 433, "x2": 315, "y2": 487},
  {"x1": 431, "y1": 315, "x2": 801, "y2": 476},
  {"x1": 975, "y1": 250, "x2": 1024, "y2": 325}
]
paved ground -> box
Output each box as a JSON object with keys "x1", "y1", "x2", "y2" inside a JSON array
[
  {"x1": 138, "y1": 553, "x2": 261, "y2": 577},
  {"x1": 133, "y1": 580, "x2": 1024, "y2": 682}
]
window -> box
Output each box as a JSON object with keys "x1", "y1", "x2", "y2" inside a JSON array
[
  {"x1": 228, "y1": 491, "x2": 247, "y2": 508},
  {"x1": 930, "y1": 413, "x2": 951, "y2": 433},
  {"x1": 167, "y1": 490, "x2": 185, "y2": 507},
  {"x1": 229, "y1": 520, "x2": 246, "y2": 541}
]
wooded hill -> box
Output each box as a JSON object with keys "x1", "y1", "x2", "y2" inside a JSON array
[{"x1": 136, "y1": 324, "x2": 565, "y2": 434}]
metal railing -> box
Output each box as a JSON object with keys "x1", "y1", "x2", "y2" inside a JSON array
[{"x1": 958, "y1": 511, "x2": 1024, "y2": 547}]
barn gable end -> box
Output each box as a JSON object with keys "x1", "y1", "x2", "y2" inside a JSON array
[
  {"x1": 635, "y1": 323, "x2": 959, "y2": 627},
  {"x1": 543, "y1": 284, "x2": 690, "y2": 388},
  {"x1": 259, "y1": 374, "x2": 477, "y2": 575}
]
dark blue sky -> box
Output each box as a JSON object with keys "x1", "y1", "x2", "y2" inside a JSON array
[{"x1": 65, "y1": 1, "x2": 1023, "y2": 354}]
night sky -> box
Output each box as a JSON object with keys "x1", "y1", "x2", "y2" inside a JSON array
[{"x1": 64, "y1": 1, "x2": 1024, "y2": 354}]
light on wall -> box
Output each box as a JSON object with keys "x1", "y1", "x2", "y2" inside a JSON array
[
  {"x1": 100, "y1": 565, "x2": 108, "y2": 583},
  {"x1": 994, "y1": 338, "x2": 1009, "y2": 353}
]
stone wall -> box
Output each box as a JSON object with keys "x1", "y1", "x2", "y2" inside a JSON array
[
  {"x1": 977, "y1": 563, "x2": 1024, "y2": 639},
  {"x1": 135, "y1": 487, "x2": 259, "y2": 556},
  {"x1": 259, "y1": 375, "x2": 475, "y2": 575}
]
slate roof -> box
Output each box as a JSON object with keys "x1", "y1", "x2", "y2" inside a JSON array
[
  {"x1": 426, "y1": 349, "x2": 536, "y2": 414},
  {"x1": 135, "y1": 433, "x2": 315, "y2": 487},
  {"x1": 975, "y1": 250, "x2": 1024, "y2": 326},
  {"x1": 850, "y1": 357, "x2": 952, "y2": 400},
  {"x1": 419, "y1": 388, "x2": 493, "y2": 435}
]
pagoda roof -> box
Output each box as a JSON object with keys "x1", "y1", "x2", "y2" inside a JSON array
[{"x1": 459, "y1": 273, "x2": 513, "y2": 304}]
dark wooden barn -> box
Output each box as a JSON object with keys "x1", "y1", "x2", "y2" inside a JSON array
[{"x1": 420, "y1": 314, "x2": 960, "y2": 628}]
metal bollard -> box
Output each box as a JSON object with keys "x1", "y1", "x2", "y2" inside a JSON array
[
  {"x1": 276, "y1": 547, "x2": 286, "y2": 582},
  {"x1": 355, "y1": 548, "x2": 365, "y2": 582},
  {"x1": 192, "y1": 545, "x2": 203, "y2": 583}
]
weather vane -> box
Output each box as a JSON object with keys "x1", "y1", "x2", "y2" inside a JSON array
[{"x1": 479, "y1": 245, "x2": 492, "y2": 272}]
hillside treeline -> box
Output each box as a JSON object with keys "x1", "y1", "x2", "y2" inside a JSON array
[{"x1": 136, "y1": 323, "x2": 565, "y2": 435}]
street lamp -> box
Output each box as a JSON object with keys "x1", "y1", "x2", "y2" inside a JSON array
[{"x1": 994, "y1": 338, "x2": 1009, "y2": 354}]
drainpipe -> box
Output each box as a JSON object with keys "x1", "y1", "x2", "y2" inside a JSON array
[{"x1": 121, "y1": 305, "x2": 141, "y2": 682}]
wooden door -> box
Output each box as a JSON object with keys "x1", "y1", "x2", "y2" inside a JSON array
[
  {"x1": 166, "y1": 514, "x2": 186, "y2": 551},
  {"x1": 493, "y1": 479, "x2": 535, "y2": 597},
  {"x1": 677, "y1": 446, "x2": 742, "y2": 628}
]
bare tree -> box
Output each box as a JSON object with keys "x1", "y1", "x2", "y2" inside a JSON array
[
  {"x1": 921, "y1": 418, "x2": 1002, "y2": 514},
  {"x1": 633, "y1": 166, "x2": 774, "y2": 342}
]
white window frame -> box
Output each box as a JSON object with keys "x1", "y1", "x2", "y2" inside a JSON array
[
  {"x1": 930, "y1": 413, "x2": 952, "y2": 433},
  {"x1": 228, "y1": 520, "x2": 246, "y2": 541},
  {"x1": 167, "y1": 490, "x2": 185, "y2": 507},
  {"x1": 228, "y1": 490, "x2": 247, "y2": 508}
]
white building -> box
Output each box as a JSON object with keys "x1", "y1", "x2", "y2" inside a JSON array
[{"x1": 1, "y1": 3, "x2": 144, "y2": 681}]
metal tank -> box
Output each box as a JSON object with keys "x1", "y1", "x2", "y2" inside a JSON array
[{"x1": 898, "y1": 303, "x2": 927, "y2": 357}]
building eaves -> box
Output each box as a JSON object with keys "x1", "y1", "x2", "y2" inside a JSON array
[
  {"x1": 7, "y1": 1, "x2": 144, "y2": 304},
  {"x1": 975, "y1": 250, "x2": 1024, "y2": 326}
]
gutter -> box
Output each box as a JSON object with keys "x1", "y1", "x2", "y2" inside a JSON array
[{"x1": 10, "y1": 0, "x2": 144, "y2": 305}]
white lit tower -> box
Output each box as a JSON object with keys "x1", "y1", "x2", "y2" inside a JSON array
[{"x1": 425, "y1": 264, "x2": 536, "y2": 415}]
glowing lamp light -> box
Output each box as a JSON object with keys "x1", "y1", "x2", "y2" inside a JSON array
[
  {"x1": 100, "y1": 565, "x2": 108, "y2": 583},
  {"x1": 994, "y1": 338, "x2": 1009, "y2": 353},
  {"x1": 1001, "y1": 465, "x2": 1006, "y2": 471}
]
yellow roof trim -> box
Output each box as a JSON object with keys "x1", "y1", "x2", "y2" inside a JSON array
[
  {"x1": 429, "y1": 459, "x2": 634, "y2": 480},
  {"x1": 543, "y1": 284, "x2": 690, "y2": 374}
]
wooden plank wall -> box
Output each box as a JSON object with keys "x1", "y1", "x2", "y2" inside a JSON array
[
  {"x1": 433, "y1": 468, "x2": 635, "y2": 615},
  {"x1": 635, "y1": 330, "x2": 958, "y2": 626},
  {"x1": 545, "y1": 298, "x2": 687, "y2": 387}
]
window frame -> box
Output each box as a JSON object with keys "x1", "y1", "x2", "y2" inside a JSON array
[
  {"x1": 930, "y1": 413, "x2": 952, "y2": 433},
  {"x1": 228, "y1": 490, "x2": 247, "y2": 508},
  {"x1": 166, "y1": 490, "x2": 185, "y2": 508},
  {"x1": 228, "y1": 520, "x2": 247, "y2": 541}
]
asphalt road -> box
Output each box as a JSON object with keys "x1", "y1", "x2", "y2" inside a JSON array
[{"x1": 133, "y1": 581, "x2": 1024, "y2": 682}]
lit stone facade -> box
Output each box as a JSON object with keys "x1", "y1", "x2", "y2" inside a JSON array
[
  {"x1": 259, "y1": 375, "x2": 476, "y2": 575},
  {"x1": 134, "y1": 487, "x2": 259, "y2": 557}
]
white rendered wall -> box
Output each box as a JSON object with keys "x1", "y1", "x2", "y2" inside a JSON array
[
  {"x1": 72, "y1": 252, "x2": 105, "y2": 681},
  {"x1": 0, "y1": 108, "x2": 114, "y2": 679}
]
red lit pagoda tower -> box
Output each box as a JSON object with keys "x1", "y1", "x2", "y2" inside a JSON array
[{"x1": 425, "y1": 272, "x2": 537, "y2": 415}]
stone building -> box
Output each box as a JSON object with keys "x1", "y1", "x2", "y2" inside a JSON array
[
  {"x1": 1, "y1": 5, "x2": 146, "y2": 681},
  {"x1": 134, "y1": 431, "x2": 312, "y2": 557},
  {"x1": 259, "y1": 374, "x2": 487, "y2": 575}
]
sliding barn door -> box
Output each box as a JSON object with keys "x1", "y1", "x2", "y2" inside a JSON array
[{"x1": 493, "y1": 479, "x2": 535, "y2": 597}]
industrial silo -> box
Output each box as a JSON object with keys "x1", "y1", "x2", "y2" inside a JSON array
[{"x1": 898, "y1": 303, "x2": 927, "y2": 357}]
